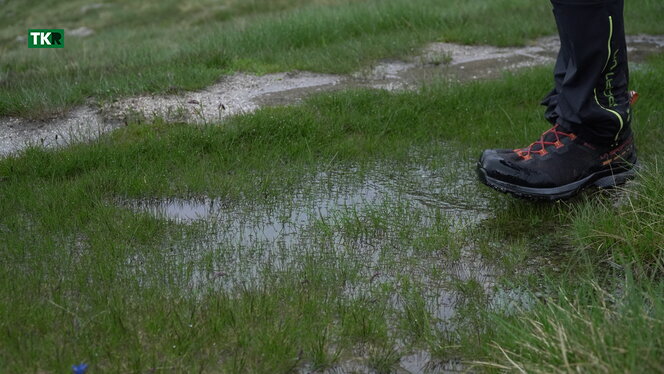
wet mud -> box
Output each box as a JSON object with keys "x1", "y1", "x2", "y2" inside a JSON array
[{"x1": 2, "y1": 35, "x2": 663, "y2": 157}]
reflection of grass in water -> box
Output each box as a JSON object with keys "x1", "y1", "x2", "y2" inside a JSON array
[
  {"x1": 136, "y1": 162, "x2": 483, "y2": 293},
  {"x1": 1, "y1": 54, "x2": 664, "y2": 371},
  {"x1": 367, "y1": 343, "x2": 401, "y2": 373}
]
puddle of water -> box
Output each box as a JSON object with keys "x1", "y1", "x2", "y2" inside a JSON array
[
  {"x1": 299, "y1": 353, "x2": 464, "y2": 374},
  {"x1": 125, "y1": 159, "x2": 488, "y2": 244},
  {"x1": 399, "y1": 351, "x2": 465, "y2": 374},
  {"x1": 117, "y1": 154, "x2": 539, "y2": 372},
  {"x1": 126, "y1": 161, "x2": 527, "y2": 299},
  {"x1": 129, "y1": 197, "x2": 227, "y2": 223},
  {"x1": 3, "y1": 35, "x2": 662, "y2": 157},
  {"x1": 121, "y1": 153, "x2": 529, "y2": 325}
]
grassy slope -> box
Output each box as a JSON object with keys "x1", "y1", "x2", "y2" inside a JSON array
[
  {"x1": 1, "y1": 50, "x2": 663, "y2": 371},
  {"x1": 2, "y1": 0, "x2": 663, "y2": 118}
]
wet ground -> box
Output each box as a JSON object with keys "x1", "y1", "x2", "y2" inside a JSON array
[
  {"x1": 305, "y1": 351, "x2": 465, "y2": 374},
  {"x1": 120, "y1": 154, "x2": 535, "y2": 373},
  {"x1": 2, "y1": 34, "x2": 663, "y2": 157},
  {"x1": 2, "y1": 34, "x2": 626, "y2": 373},
  {"x1": 123, "y1": 157, "x2": 490, "y2": 286}
]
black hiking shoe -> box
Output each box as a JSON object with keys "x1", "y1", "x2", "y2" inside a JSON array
[{"x1": 477, "y1": 124, "x2": 637, "y2": 200}]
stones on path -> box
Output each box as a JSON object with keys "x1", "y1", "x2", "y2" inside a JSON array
[
  {"x1": 68, "y1": 27, "x2": 95, "y2": 38},
  {"x1": 2, "y1": 35, "x2": 663, "y2": 157}
]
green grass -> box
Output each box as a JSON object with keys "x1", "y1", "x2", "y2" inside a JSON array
[
  {"x1": 482, "y1": 280, "x2": 664, "y2": 373},
  {"x1": 2, "y1": 51, "x2": 663, "y2": 372},
  {"x1": 478, "y1": 157, "x2": 663, "y2": 372},
  {"x1": 2, "y1": 0, "x2": 663, "y2": 118}
]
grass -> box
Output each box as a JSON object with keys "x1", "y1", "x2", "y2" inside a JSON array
[
  {"x1": 482, "y1": 280, "x2": 664, "y2": 373},
  {"x1": 1, "y1": 1, "x2": 664, "y2": 371},
  {"x1": 1, "y1": 51, "x2": 663, "y2": 371},
  {"x1": 479, "y1": 163, "x2": 664, "y2": 372},
  {"x1": 2, "y1": 0, "x2": 664, "y2": 118}
]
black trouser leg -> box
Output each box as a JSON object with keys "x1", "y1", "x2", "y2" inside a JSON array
[
  {"x1": 549, "y1": 0, "x2": 630, "y2": 146},
  {"x1": 540, "y1": 7, "x2": 571, "y2": 125},
  {"x1": 541, "y1": 43, "x2": 569, "y2": 125}
]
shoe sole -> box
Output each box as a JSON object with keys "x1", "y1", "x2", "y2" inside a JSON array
[{"x1": 476, "y1": 163, "x2": 637, "y2": 201}]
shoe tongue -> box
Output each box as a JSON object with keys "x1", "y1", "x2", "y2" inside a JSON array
[
  {"x1": 523, "y1": 127, "x2": 573, "y2": 153},
  {"x1": 542, "y1": 129, "x2": 560, "y2": 143},
  {"x1": 529, "y1": 129, "x2": 559, "y2": 151}
]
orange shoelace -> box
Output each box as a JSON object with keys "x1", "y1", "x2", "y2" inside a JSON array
[
  {"x1": 514, "y1": 124, "x2": 576, "y2": 160},
  {"x1": 514, "y1": 91, "x2": 638, "y2": 161}
]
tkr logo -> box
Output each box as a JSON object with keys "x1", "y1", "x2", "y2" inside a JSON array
[{"x1": 28, "y1": 29, "x2": 64, "y2": 48}]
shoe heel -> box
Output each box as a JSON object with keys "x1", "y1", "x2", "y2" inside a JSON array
[{"x1": 593, "y1": 169, "x2": 636, "y2": 188}]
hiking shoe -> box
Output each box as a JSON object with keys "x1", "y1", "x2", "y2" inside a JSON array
[{"x1": 476, "y1": 124, "x2": 637, "y2": 200}]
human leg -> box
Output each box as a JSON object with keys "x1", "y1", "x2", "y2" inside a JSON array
[{"x1": 476, "y1": 0, "x2": 637, "y2": 200}]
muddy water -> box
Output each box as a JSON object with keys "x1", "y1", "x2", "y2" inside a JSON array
[{"x1": 3, "y1": 35, "x2": 663, "y2": 157}]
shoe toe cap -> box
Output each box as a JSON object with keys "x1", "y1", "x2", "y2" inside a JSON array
[
  {"x1": 478, "y1": 150, "x2": 543, "y2": 187},
  {"x1": 479, "y1": 151, "x2": 515, "y2": 174},
  {"x1": 479, "y1": 149, "x2": 514, "y2": 163}
]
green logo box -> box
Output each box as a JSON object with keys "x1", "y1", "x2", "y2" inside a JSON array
[{"x1": 28, "y1": 29, "x2": 64, "y2": 48}]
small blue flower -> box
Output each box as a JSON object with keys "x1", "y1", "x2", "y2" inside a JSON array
[{"x1": 72, "y1": 363, "x2": 88, "y2": 374}]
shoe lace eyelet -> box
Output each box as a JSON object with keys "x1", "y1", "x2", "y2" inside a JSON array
[{"x1": 514, "y1": 124, "x2": 575, "y2": 160}]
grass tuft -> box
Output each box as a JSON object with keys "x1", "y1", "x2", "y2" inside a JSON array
[{"x1": 3, "y1": 0, "x2": 663, "y2": 118}]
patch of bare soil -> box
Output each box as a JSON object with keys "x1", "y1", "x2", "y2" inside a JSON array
[{"x1": 1, "y1": 35, "x2": 662, "y2": 156}]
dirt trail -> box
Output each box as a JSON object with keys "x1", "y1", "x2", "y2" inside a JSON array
[{"x1": 1, "y1": 35, "x2": 662, "y2": 157}]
